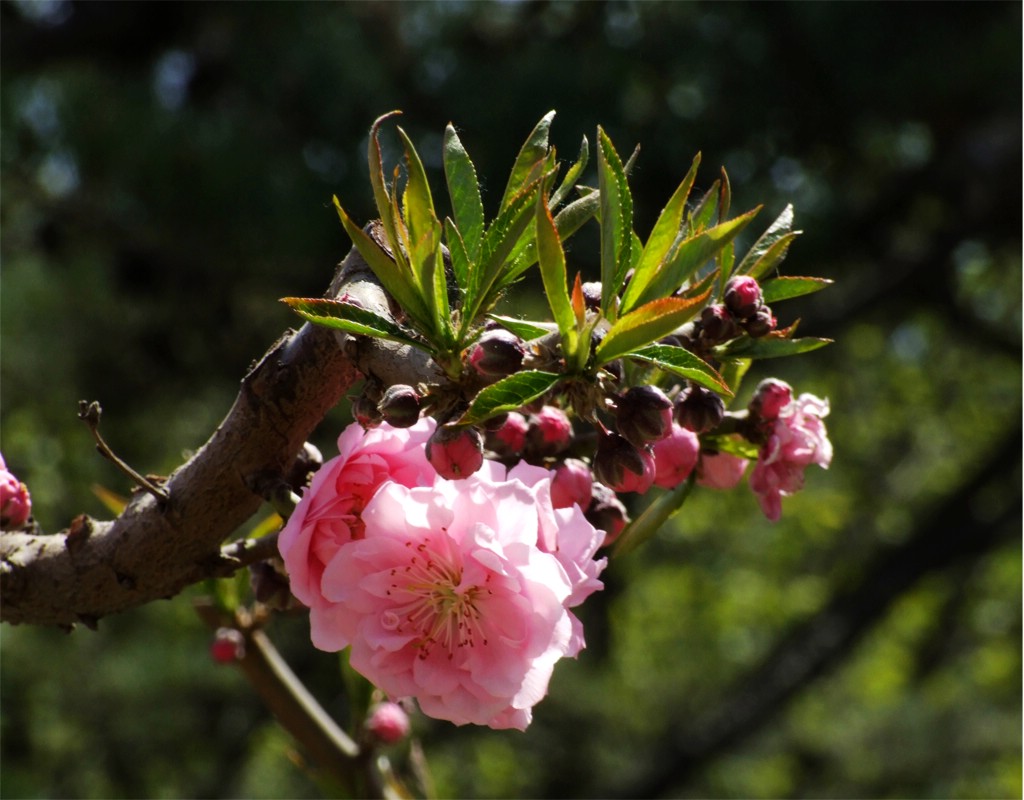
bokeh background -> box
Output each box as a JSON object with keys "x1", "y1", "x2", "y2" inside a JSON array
[{"x1": 2, "y1": 2, "x2": 1020, "y2": 798}]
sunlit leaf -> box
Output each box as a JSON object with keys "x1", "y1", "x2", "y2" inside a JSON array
[
  {"x1": 687, "y1": 178, "x2": 721, "y2": 235},
  {"x1": 620, "y1": 152, "x2": 701, "y2": 314},
  {"x1": 444, "y1": 217, "x2": 470, "y2": 291},
  {"x1": 486, "y1": 314, "x2": 555, "y2": 340},
  {"x1": 536, "y1": 193, "x2": 577, "y2": 350},
  {"x1": 761, "y1": 276, "x2": 834, "y2": 303},
  {"x1": 280, "y1": 297, "x2": 430, "y2": 351},
  {"x1": 499, "y1": 110, "x2": 555, "y2": 214},
  {"x1": 459, "y1": 370, "x2": 561, "y2": 425},
  {"x1": 367, "y1": 111, "x2": 404, "y2": 260},
  {"x1": 714, "y1": 335, "x2": 833, "y2": 359},
  {"x1": 333, "y1": 198, "x2": 433, "y2": 332},
  {"x1": 597, "y1": 127, "x2": 633, "y2": 317},
  {"x1": 627, "y1": 343, "x2": 732, "y2": 396},
  {"x1": 633, "y1": 207, "x2": 761, "y2": 307},
  {"x1": 596, "y1": 292, "x2": 710, "y2": 363},
  {"x1": 549, "y1": 135, "x2": 589, "y2": 207},
  {"x1": 443, "y1": 123, "x2": 485, "y2": 264},
  {"x1": 737, "y1": 203, "x2": 799, "y2": 279}
]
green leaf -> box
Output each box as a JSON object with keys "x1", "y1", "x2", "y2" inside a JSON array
[
  {"x1": 761, "y1": 276, "x2": 834, "y2": 303},
  {"x1": 443, "y1": 123, "x2": 485, "y2": 264},
  {"x1": 687, "y1": 179, "x2": 720, "y2": 234},
  {"x1": 280, "y1": 297, "x2": 430, "y2": 351},
  {"x1": 703, "y1": 433, "x2": 760, "y2": 460},
  {"x1": 333, "y1": 198, "x2": 432, "y2": 333},
  {"x1": 444, "y1": 217, "x2": 470, "y2": 292},
  {"x1": 620, "y1": 152, "x2": 701, "y2": 314},
  {"x1": 627, "y1": 343, "x2": 732, "y2": 396},
  {"x1": 613, "y1": 474, "x2": 695, "y2": 557},
  {"x1": 459, "y1": 370, "x2": 561, "y2": 425},
  {"x1": 499, "y1": 111, "x2": 555, "y2": 214},
  {"x1": 549, "y1": 135, "x2": 589, "y2": 208},
  {"x1": 717, "y1": 168, "x2": 735, "y2": 280},
  {"x1": 737, "y1": 204, "x2": 799, "y2": 279},
  {"x1": 486, "y1": 315, "x2": 555, "y2": 340},
  {"x1": 597, "y1": 127, "x2": 633, "y2": 317},
  {"x1": 367, "y1": 111, "x2": 405, "y2": 262},
  {"x1": 634, "y1": 207, "x2": 761, "y2": 308},
  {"x1": 714, "y1": 335, "x2": 833, "y2": 359},
  {"x1": 536, "y1": 193, "x2": 577, "y2": 352},
  {"x1": 596, "y1": 292, "x2": 710, "y2": 364}
]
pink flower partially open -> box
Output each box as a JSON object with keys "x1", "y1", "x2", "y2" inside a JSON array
[
  {"x1": 314, "y1": 462, "x2": 605, "y2": 730},
  {"x1": 749, "y1": 393, "x2": 832, "y2": 521},
  {"x1": 0, "y1": 454, "x2": 31, "y2": 530},
  {"x1": 278, "y1": 418, "x2": 437, "y2": 612}
]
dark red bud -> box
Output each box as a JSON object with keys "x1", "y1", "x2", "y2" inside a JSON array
[
  {"x1": 378, "y1": 384, "x2": 422, "y2": 428},
  {"x1": 485, "y1": 411, "x2": 528, "y2": 458},
  {"x1": 615, "y1": 385, "x2": 674, "y2": 446},
  {"x1": 468, "y1": 329, "x2": 525, "y2": 378},
  {"x1": 210, "y1": 628, "x2": 246, "y2": 663},
  {"x1": 743, "y1": 305, "x2": 777, "y2": 338},
  {"x1": 593, "y1": 432, "x2": 656, "y2": 494},
  {"x1": 526, "y1": 405, "x2": 573, "y2": 456},
  {"x1": 427, "y1": 425, "x2": 484, "y2": 480},
  {"x1": 723, "y1": 275, "x2": 763, "y2": 320},
  {"x1": 700, "y1": 304, "x2": 741, "y2": 343},
  {"x1": 585, "y1": 482, "x2": 630, "y2": 546},
  {"x1": 674, "y1": 385, "x2": 726, "y2": 434}
]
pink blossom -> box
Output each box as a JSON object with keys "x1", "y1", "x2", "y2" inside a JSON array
[
  {"x1": 0, "y1": 455, "x2": 31, "y2": 530},
  {"x1": 749, "y1": 378, "x2": 793, "y2": 422},
  {"x1": 697, "y1": 450, "x2": 749, "y2": 490},
  {"x1": 426, "y1": 425, "x2": 484, "y2": 480},
  {"x1": 364, "y1": 701, "x2": 411, "y2": 744},
  {"x1": 551, "y1": 458, "x2": 593, "y2": 511},
  {"x1": 652, "y1": 424, "x2": 700, "y2": 489},
  {"x1": 278, "y1": 419, "x2": 437, "y2": 614},
  {"x1": 749, "y1": 393, "x2": 831, "y2": 521},
  {"x1": 526, "y1": 405, "x2": 572, "y2": 455},
  {"x1": 316, "y1": 463, "x2": 605, "y2": 729}
]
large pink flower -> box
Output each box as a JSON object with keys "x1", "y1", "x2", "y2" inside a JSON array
[
  {"x1": 278, "y1": 418, "x2": 437, "y2": 613},
  {"x1": 316, "y1": 465, "x2": 604, "y2": 730},
  {"x1": 749, "y1": 393, "x2": 832, "y2": 521}
]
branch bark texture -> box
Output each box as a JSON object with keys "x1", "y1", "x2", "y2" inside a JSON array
[{"x1": 0, "y1": 232, "x2": 416, "y2": 628}]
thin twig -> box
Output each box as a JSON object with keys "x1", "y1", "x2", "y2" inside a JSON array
[{"x1": 78, "y1": 400, "x2": 170, "y2": 503}]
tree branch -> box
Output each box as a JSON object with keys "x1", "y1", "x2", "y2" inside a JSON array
[{"x1": 0, "y1": 225, "x2": 427, "y2": 628}]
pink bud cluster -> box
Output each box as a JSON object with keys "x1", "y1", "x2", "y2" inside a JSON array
[{"x1": 0, "y1": 455, "x2": 31, "y2": 530}]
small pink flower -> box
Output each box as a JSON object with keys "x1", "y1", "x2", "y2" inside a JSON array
[
  {"x1": 551, "y1": 458, "x2": 593, "y2": 511},
  {"x1": 427, "y1": 425, "x2": 485, "y2": 480},
  {"x1": 527, "y1": 405, "x2": 572, "y2": 456},
  {"x1": 0, "y1": 455, "x2": 31, "y2": 530},
  {"x1": 318, "y1": 472, "x2": 582, "y2": 730},
  {"x1": 278, "y1": 419, "x2": 437, "y2": 616},
  {"x1": 749, "y1": 393, "x2": 832, "y2": 522},
  {"x1": 652, "y1": 424, "x2": 700, "y2": 489},
  {"x1": 749, "y1": 378, "x2": 793, "y2": 422},
  {"x1": 724, "y1": 275, "x2": 763, "y2": 320},
  {"x1": 487, "y1": 411, "x2": 528, "y2": 457},
  {"x1": 697, "y1": 450, "x2": 749, "y2": 490},
  {"x1": 364, "y1": 701, "x2": 411, "y2": 744}
]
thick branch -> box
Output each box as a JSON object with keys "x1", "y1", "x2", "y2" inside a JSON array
[{"x1": 0, "y1": 228, "x2": 425, "y2": 628}]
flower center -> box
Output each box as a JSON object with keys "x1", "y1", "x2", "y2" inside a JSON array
[{"x1": 385, "y1": 535, "x2": 492, "y2": 660}]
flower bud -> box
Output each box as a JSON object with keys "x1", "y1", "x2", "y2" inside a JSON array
[
  {"x1": 0, "y1": 458, "x2": 31, "y2": 530},
  {"x1": 700, "y1": 303, "x2": 741, "y2": 342},
  {"x1": 585, "y1": 482, "x2": 629, "y2": 546},
  {"x1": 723, "y1": 275, "x2": 763, "y2": 320},
  {"x1": 364, "y1": 701, "x2": 411, "y2": 745},
  {"x1": 674, "y1": 385, "x2": 726, "y2": 434},
  {"x1": 593, "y1": 432, "x2": 655, "y2": 494},
  {"x1": 526, "y1": 405, "x2": 573, "y2": 457},
  {"x1": 614, "y1": 385, "x2": 673, "y2": 447},
  {"x1": 551, "y1": 458, "x2": 594, "y2": 511},
  {"x1": 582, "y1": 281, "x2": 603, "y2": 311},
  {"x1": 352, "y1": 392, "x2": 383, "y2": 429},
  {"x1": 748, "y1": 378, "x2": 793, "y2": 422},
  {"x1": 468, "y1": 329, "x2": 525, "y2": 379},
  {"x1": 285, "y1": 441, "x2": 323, "y2": 492},
  {"x1": 743, "y1": 305, "x2": 777, "y2": 338},
  {"x1": 697, "y1": 450, "x2": 749, "y2": 490},
  {"x1": 427, "y1": 425, "x2": 484, "y2": 480},
  {"x1": 378, "y1": 384, "x2": 422, "y2": 428},
  {"x1": 485, "y1": 411, "x2": 528, "y2": 458},
  {"x1": 210, "y1": 627, "x2": 246, "y2": 663},
  {"x1": 652, "y1": 424, "x2": 700, "y2": 489}
]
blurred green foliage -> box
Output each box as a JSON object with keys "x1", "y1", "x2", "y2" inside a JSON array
[{"x1": 1, "y1": 2, "x2": 1019, "y2": 798}]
